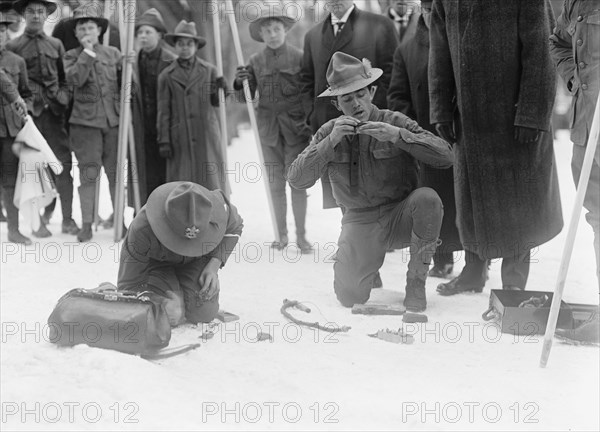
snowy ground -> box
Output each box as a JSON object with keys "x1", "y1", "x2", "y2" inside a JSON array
[{"x1": 1, "y1": 128, "x2": 598, "y2": 431}]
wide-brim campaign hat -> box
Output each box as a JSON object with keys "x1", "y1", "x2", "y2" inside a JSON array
[
  {"x1": 12, "y1": 0, "x2": 57, "y2": 15},
  {"x1": 0, "y1": 9, "x2": 19, "y2": 24},
  {"x1": 135, "y1": 8, "x2": 167, "y2": 34},
  {"x1": 0, "y1": 0, "x2": 16, "y2": 13},
  {"x1": 64, "y1": 3, "x2": 109, "y2": 38},
  {"x1": 318, "y1": 52, "x2": 383, "y2": 98},
  {"x1": 248, "y1": 3, "x2": 298, "y2": 42},
  {"x1": 146, "y1": 182, "x2": 228, "y2": 257},
  {"x1": 165, "y1": 20, "x2": 206, "y2": 48}
]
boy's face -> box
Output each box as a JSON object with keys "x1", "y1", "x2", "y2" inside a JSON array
[
  {"x1": 137, "y1": 25, "x2": 161, "y2": 52},
  {"x1": 175, "y1": 37, "x2": 197, "y2": 59},
  {"x1": 332, "y1": 87, "x2": 374, "y2": 122},
  {"x1": 0, "y1": 24, "x2": 9, "y2": 49},
  {"x1": 75, "y1": 20, "x2": 100, "y2": 46},
  {"x1": 24, "y1": 1, "x2": 49, "y2": 32},
  {"x1": 259, "y1": 20, "x2": 286, "y2": 50},
  {"x1": 327, "y1": 0, "x2": 354, "y2": 19}
]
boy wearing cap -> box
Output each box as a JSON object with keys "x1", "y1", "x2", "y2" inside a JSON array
[
  {"x1": 63, "y1": 5, "x2": 122, "y2": 243},
  {"x1": 118, "y1": 181, "x2": 244, "y2": 326},
  {"x1": 234, "y1": 6, "x2": 312, "y2": 252},
  {"x1": 289, "y1": 52, "x2": 454, "y2": 312},
  {"x1": 131, "y1": 8, "x2": 176, "y2": 207},
  {"x1": 1, "y1": 7, "x2": 33, "y2": 244},
  {"x1": 157, "y1": 20, "x2": 228, "y2": 194},
  {"x1": 8, "y1": 0, "x2": 78, "y2": 237}
]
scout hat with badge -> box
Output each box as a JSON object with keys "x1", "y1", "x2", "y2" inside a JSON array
[
  {"x1": 146, "y1": 182, "x2": 228, "y2": 257},
  {"x1": 64, "y1": 2, "x2": 109, "y2": 37},
  {"x1": 164, "y1": 20, "x2": 206, "y2": 48},
  {"x1": 135, "y1": 7, "x2": 167, "y2": 34},
  {"x1": 12, "y1": 0, "x2": 57, "y2": 15},
  {"x1": 248, "y1": 2, "x2": 298, "y2": 42},
  {"x1": 318, "y1": 52, "x2": 383, "y2": 98},
  {"x1": 0, "y1": 5, "x2": 18, "y2": 24}
]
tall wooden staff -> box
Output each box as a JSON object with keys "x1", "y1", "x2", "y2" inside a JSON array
[
  {"x1": 225, "y1": 0, "x2": 279, "y2": 243},
  {"x1": 212, "y1": 1, "x2": 231, "y2": 197},
  {"x1": 113, "y1": 0, "x2": 137, "y2": 242},
  {"x1": 540, "y1": 92, "x2": 600, "y2": 367}
]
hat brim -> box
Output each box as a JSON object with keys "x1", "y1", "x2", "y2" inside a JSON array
[
  {"x1": 13, "y1": 0, "x2": 57, "y2": 15},
  {"x1": 164, "y1": 33, "x2": 207, "y2": 48},
  {"x1": 135, "y1": 21, "x2": 167, "y2": 35},
  {"x1": 249, "y1": 16, "x2": 296, "y2": 42},
  {"x1": 0, "y1": 12, "x2": 18, "y2": 24},
  {"x1": 146, "y1": 182, "x2": 228, "y2": 257},
  {"x1": 318, "y1": 68, "x2": 384, "y2": 97},
  {"x1": 65, "y1": 16, "x2": 109, "y2": 39}
]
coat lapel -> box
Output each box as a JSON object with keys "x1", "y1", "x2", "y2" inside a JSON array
[
  {"x1": 321, "y1": 16, "x2": 335, "y2": 51},
  {"x1": 332, "y1": 8, "x2": 358, "y2": 52},
  {"x1": 169, "y1": 62, "x2": 189, "y2": 88},
  {"x1": 185, "y1": 58, "x2": 206, "y2": 90}
]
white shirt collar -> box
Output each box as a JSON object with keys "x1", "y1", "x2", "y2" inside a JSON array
[{"x1": 331, "y1": 4, "x2": 355, "y2": 25}]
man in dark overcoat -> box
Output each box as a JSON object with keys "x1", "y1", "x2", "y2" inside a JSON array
[
  {"x1": 429, "y1": 0, "x2": 563, "y2": 294},
  {"x1": 130, "y1": 8, "x2": 176, "y2": 207},
  {"x1": 387, "y1": 0, "x2": 461, "y2": 279},
  {"x1": 384, "y1": 0, "x2": 420, "y2": 43},
  {"x1": 299, "y1": 0, "x2": 398, "y2": 209}
]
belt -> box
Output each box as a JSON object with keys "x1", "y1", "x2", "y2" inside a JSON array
[{"x1": 347, "y1": 199, "x2": 402, "y2": 214}]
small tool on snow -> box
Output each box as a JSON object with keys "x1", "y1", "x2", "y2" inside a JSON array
[{"x1": 281, "y1": 299, "x2": 351, "y2": 333}]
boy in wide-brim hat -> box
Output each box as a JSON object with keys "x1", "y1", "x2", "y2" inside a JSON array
[
  {"x1": 118, "y1": 181, "x2": 244, "y2": 326},
  {"x1": 234, "y1": 3, "x2": 313, "y2": 252},
  {"x1": 63, "y1": 4, "x2": 122, "y2": 242},
  {"x1": 157, "y1": 20, "x2": 229, "y2": 194},
  {"x1": 288, "y1": 52, "x2": 454, "y2": 313}
]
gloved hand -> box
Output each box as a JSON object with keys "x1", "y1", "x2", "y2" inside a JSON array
[
  {"x1": 159, "y1": 143, "x2": 173, "y2": 159},
  {"x1": 215, "y1": 76, "x2": 228, "y2": 93},
  {"x1": 234, "y1": 65, "x2": 252, "y2": 86},
  {"x1": 435, "y1": 122, "x2": 456, "y2": 144},
  {"x1": 514, "y1": 126, "x2": 540, "y2": 144}
]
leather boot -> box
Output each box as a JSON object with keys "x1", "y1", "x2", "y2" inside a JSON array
[
  {"x1": 3, "y1": 187, "x2": 32, "y2": 245},
  {"x1": 77, "y1": 222, "x2": 93, "y2": 242},
  {"x1": 403, "y1": 232, "x2": 440, "y2": 312},
  {"x1": 555, "y1": 311, "x2": 599, "y2": 345},
  {"x1": 437, "y1": 250, "x2": 487, "y2": 296}
]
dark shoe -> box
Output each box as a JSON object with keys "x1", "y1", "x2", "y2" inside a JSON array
[
  {"x1": 271, "y1": 233, "x2": 289, "y2": 250},
  {"x1": 32, "y1": 223, "x2": 52, "y2": 238},
  {"x1": 77, "y1": 223, "x2": 93, "y2": 242},
  {"x1": 437, "y1": 273, "x2": 485, "y2": 296},
  {"x1": 41, "y1": 209, "x2": 54, "y2": 225},
  {"x1": 429, "y1": 263, "x2": 454, "y2": 279},
  {"x1": 404, "y1": 278, "x2": 427, "y2": 313},
  {"x1": 8, "y1": 230, "x2": 32, "y2": 245},
  {"x1": 373, "y1": 272, "x2": 383, "y2": 288},
  {"x1": 555, "y1": 313, "x2": 599, "y2": 345},
  {"x1": 62, "y1": 218, "x2": 80, "y2": 235},
  {"x1": 296, "y1": 234, "x2": 313, "y2": 253}
]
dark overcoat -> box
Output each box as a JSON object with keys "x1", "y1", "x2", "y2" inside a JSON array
[
  {"x1": 429, "y1": 0, "x2": 563, "y2": 260},
  {"x1": 299, "y1": 7, "x2": 398, "y2": 208},
  {"x1": 130, "y1": 43, "x2": 177, "y2": 207},
  {"x1": 388, "y1": 16, "x2": 462, "y2": 253},
  {"x1": 157, "y1": 57, "x2": 227, "y2": 194}
]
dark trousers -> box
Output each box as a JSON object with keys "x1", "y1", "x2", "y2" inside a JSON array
[
  {"x1": 33, "y1": 109, "x2": 74, "y2": 220},
  {"x1": 463, "y1": 249, "x2": 530, "y2": 289},
  {"x1": 70, "y1": 124, "x2": 118, "y2": 223},
  {"x1": 572, "y1": 143, "x2": 600, "y2": 285},
  {"x1": 0, "y1": 136, "x2": 20, "y2": 231},
  {"x1": 146, "y1": 256, "x2": 219, "y2": 325},
  {"x1": 262, "y1": 141, "x2": 307, "y2": 237},
  {"x1": 334, "y1": 188, "x2": 443, "y2": 306}
]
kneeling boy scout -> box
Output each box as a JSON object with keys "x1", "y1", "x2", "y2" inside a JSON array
[{"x1": 288, "y1": 52, "x2": 454, "y2": 312}]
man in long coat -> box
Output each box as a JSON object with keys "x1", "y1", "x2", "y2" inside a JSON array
[
  {"x1": 388, "y1": 0, "x2": 461, "y2": 279},
  {"x1": 299, "y1": 0, "x2": 398, "y2": 209},
  {"x1": 130, "y1": 8, "x2": 176, "y2": 207},
  {"x1": 429, "y1": 0, "x2": 563, "y2": 293},
  {"x1": 157, "y1": 21, "x2": 227, "y2": 195}
]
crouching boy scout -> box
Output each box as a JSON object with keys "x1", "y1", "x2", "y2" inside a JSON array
[
  {"x1": 234, "y1": 4, "x2": 312, "y2": 252},
  {"x1": 288, "y1": 52, "x2": 454, "y2": 312},
  {"x1": 118, "y1": 182, "x2": 244, "y2": 326}
]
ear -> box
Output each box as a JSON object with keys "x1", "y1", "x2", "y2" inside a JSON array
[
  {"x1": 331, "y1": 99, "x2": 341, "y2": 111},
  {"x1": 369, "y1": 86, "x2": 377, "y2": 101}
]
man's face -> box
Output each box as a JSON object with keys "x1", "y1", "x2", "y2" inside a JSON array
[
  {"x1": 326, "y1": 0, "x2": 354, "y2": 19},
  {"x1": 75, "y1": 20, "x2": 100, "y2": 46},
  {"x1": 137, "y1": 25, "x2": 161, "y2": 52},
  {"x1": 391, "y1": 0, "x2": 417, "y2": 16},
  {"x1": 24, "y1": 1, "x2": 49, "y2": 31},
  {"x1": 259, "y1": 20, "x2": 286, "y2": 50},
  {"x1": 333, "y1": 87, "x2": 374, "y2": 122},
  {"x1": 175, "y1": 37, "x2": 197, "y2": 59},
  {"x1": 0, "y1": 23, "x2": 9, "y2": 49}
]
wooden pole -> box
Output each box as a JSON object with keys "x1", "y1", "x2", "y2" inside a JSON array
[
  {"x1": 225, "y1": 0, "x2": 280, "y2": 243},
  {"x1": 128, "y1": 123, "x2": 141, "y2": 213},
  {"x1": 540, "y1": 92, "x2": 600, "y2": 368},
  {"x1": 212, "y1": 0, "x2": 231, "y2": 198},
  {"x1": 113, "y1": 0, "x2": 136, "y2": 242}
]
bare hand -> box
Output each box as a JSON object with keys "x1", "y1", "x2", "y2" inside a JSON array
[
  {"x1": 330, "y1": 116, "x2": 360, "y2": 144},
  {"x1": 80, "y1": 35, "x2": 94, "y2": 51},
  {"x1": 198, "y1": 258, "x2": 221, "y2": 301},
  {"x1": 12, "y1": 97, "x2": 27, "y2": 119},
  {"x1": 435, "y1": 122, "x2": 456, "y2": 144},
  {"x1": 356, "y1": 121, "x2": 400, "y2": 142},
  {"x1": 124, "y1": 50, "x2": 136, "y2": 65}
]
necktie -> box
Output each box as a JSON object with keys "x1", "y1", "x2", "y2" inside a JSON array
[{"x1": 334, "y1": 22, "x2": 345, "y2": 36}]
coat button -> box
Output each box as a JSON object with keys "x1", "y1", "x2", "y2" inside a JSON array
[
  {"x1": 577, "y1": 15, "x2": 583, "y2": 22},
  {"x1": 577, "y1": 39, "x2": 583, "y2": 46},
  {"x1": 582, "y1": 83, "x2": 588, "y2": 90},
  {"x1": 579, "y1": 61, "x2": 586, "y2": 68}
]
